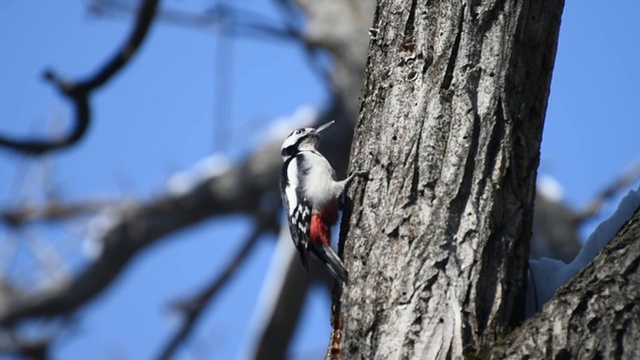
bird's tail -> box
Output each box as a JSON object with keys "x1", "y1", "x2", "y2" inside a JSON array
[{"x1": 314, "y1": 244, "x2": 349, "y2": 285}]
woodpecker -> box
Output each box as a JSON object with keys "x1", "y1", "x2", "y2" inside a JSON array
[{"x1": 280, "y1": 121, "x2": 361, "y2": 284}]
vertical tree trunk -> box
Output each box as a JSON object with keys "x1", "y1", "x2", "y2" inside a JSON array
[{"x1": 339, "y1": 0, "x2": 564, "y2": 358}]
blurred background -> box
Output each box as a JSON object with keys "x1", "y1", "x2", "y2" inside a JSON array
[{"x1": 0, "y1": 0, "x2": 638, "y2": 359}]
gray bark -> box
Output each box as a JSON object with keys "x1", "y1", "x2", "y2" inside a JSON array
[{"x1": 339, "y1": 0, "x2": 564, "y2": 358}]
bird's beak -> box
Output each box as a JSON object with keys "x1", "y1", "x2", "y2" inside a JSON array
[{"x1": 315, "y1": 121, "x2": 335, "y2": 134}]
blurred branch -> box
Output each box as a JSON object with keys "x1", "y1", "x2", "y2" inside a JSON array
[
  {"x1": 91, "y1": 0, "x2": 333, "y2": 95},
  {"x1": 0, "y1": 0, "x2": 159, "y2": 155},
  {"x1": 0, "y1": 317, "x2": 57, "y2": 360},
  {"x1": 92, "y1": 1, "x2": 302, "y2": 41},
  {"x1": 0, "y1": 1, "x2": 371, "y2": 358},
  {"x1": 156, "y1": 211, "x2": 280, "y2": 360},
  {"x1": 248, "y1": 225, "x2": 334, "y2": 360},
  {"x1": 271, "y1": 0, "x2": 304, "y2": 22},
  {"x1": 0, "y1": 337, "x2": 50, "y2": 360},
  {"x1": 1, "y1": 201, "x2": 115, "y2": 227},
  {"x1": 0, "y1": 111, "x2": 353, "y2": 327},
  {"x1": 532, "y1": 160, "x2": 640, "y2": 262},
  {"x1": 0, "y1": 158, "x2": 269, "y2": 324},
  {"x1": 575, "y1": 160, "x2": 640, "y2": 223}
]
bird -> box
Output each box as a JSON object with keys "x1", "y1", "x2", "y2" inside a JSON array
[{"x1": 279, "y1": 120, "x2": 363, "y2": 284}]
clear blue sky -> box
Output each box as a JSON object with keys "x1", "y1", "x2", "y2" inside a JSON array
[{"x1": 0, "y1": 1, "x2": 638, "y2": 359}]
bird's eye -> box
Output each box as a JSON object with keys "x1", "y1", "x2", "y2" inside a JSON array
[{"x1": 295, "y1": 129, "x2": 304, "y2": 135}]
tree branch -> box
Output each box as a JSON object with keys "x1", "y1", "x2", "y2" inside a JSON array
[
  {"x1": 0, "y1": 108, "x2": 354, "y2": 327},
  {"x1": 0, "y1": 0, "x2": 159, "y2": 155},
  {"x1": 0, "y1": 1, "x2": 369, "y2": 357},
  {"x1": 576, "y1": 160, "x2": 640, "y2": 223},
  {"x1": 248, "y1": 225, "x2": 336, "y2": 360},
  {"x1": 155, "y1": 211, "x2": 279, "y2": 360},
  {"x1": 91, "y1": 1, "x2": 333, "y2": 90},
  {"x1": 1, "y1": 200, "x2": 116, "y2": 227},
  {"x1": 0, "y1": 337, "x2": 50, "y2": 360},
  {"x1": 491, "y1": 206, "x2": 640, "y2": 358}
]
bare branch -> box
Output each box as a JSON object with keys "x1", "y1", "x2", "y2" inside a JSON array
[
  {"x1": 93, "y1": 1, "x2": 303, "y2": 42},
  {"x1": 491, "y1": 206, "x2": 640, "y2": 358},
  {"x1": 576, "y1": 160, "x2": 640, "y2": 223},
  {"x1": 155, "y1": 211, "x2": 280, "y2": 360},
  {"x1": 248, "y1": 225, "x2": 336, "y2": 360},
  {"x1": 0, "y1": 338, "x2": 50, "y2": 360},
  {"x1": 1, "y1": 201, "x2": 115, "y2": 227},
  {"x1": 0, "y1": 319, "x2": 58, "y2": 360},
  {"x1": 0, "y1": 1, "x2": 370, "y2": 357},
  {"x1": 0, "y1": 109, "x2": 354, "y2": 327},
  {"x1": 0, "y1": 0, "x2": 159, "y2": 155},
  {"x1": 92, "y1": 1, "x2": 333, "y2": 92}
]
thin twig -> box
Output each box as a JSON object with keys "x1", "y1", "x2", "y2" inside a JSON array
[
  {"x1": 0, "y1": 0, "x2": 159, "y2": 155},
  {"x1": 155, "y1": 212, "x2": 279, "y2": 360},
  {"x1": 0, "y1": 330, "x2": 51, "y2": 360},
  {"x1": 575, "y1": 160, "x2": 640, "y2": 223},
  {"x1": 91, "y1": 1, "x2": 333, "y2": 98}
]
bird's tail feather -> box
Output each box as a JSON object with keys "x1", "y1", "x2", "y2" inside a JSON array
[{"x1": 316, "y1": 244, "x2": 348, "y2": 284}]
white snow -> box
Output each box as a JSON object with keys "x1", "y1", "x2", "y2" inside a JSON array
[
  {"x1": 262, "y1": 105, "x2": 319, "y2": 144},
  {"x1": 166, "y1": 106, "x2": 318, "y2": 197},
  {"x1": 537, "y1": 174, "x2": 565, "y2": 202},
  {"x1": 83, "y1": 207, "x2": 121, "y2": 259},
  {"x1": 165, "y1": 153, "x2": 231, "y2": 196},
  {"x1": 526, "y1": 185, "x2": 640, "y2": 317}
]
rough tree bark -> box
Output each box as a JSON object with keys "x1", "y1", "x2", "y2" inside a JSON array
[{"x1": 339, "y1": 0, "x2": 564, "y2": 358}]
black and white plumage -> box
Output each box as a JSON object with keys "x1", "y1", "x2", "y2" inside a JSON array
[{"x1": 280, "y1": 121, "x2": 357, "y2": 284}]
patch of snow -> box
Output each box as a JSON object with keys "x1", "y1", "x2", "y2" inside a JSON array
[
  {"x1": 166, "y1": 153, "x2": 231, "y2": 196},
  {"x1": 526, "y1": 185, "x2": 640, "y2": 317},
  {"x1": 537, "y1": 174, "x2": 564, "y2": 202},
  {"x1": 83, "y1": 207, "x2": 121, "y2": 259},
  {"x1": 263, "y1": 106, "x2": 319, "y2": 144}
]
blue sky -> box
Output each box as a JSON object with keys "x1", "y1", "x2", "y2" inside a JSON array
[{"x1": 0, "y1": 1, "x2": 638, "y2": 359}]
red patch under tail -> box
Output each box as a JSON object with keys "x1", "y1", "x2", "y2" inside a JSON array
[{"x1": 310, "y1": 200, "x2": 338, "y2": 246}]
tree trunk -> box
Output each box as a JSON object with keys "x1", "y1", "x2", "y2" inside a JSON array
[{"x1": 338, "y1": 0, "x2": 564, "y2": 358}]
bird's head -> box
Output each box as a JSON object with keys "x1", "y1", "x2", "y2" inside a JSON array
[{"x1": 280, "y1": 121, "x2": 334, "y2": 159}]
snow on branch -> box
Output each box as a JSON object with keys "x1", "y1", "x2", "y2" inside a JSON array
[
  {"x1": 527, "y1": 185, "x2": 640, "y2": 317},
  {"x1": 494, "y1": 199, "x2": 640, "y2": 358}
]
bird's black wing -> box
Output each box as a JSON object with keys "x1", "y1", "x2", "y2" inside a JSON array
[
  {"x1": 290, "y1": 200, "x2": 312, "y2": 270},
  {"x1": 280, "y1": 154, "x2": 312, "y2": 270}
]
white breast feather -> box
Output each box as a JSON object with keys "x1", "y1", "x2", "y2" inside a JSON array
[
  {"x1": 285, "y1": 160, "x2": 299, "y2": 215},
  {"x1": 301, "y1": 152, "x2": 337, "y2": 210}
]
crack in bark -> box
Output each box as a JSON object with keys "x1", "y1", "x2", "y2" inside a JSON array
[
  {"x1": 446, "y1": 114, "x2": 480, "y2": 240},
  {"x1": 441, "y1": 5, "x2": 465, "y2": 90},
  {"x1": 403, "y1": 123, "x2": 424, "y2": 209},
  {"x1": 404, "y1": 0, "x2": 418, "y2": 37},
  {"x1": 479, "y1": 97, "x2": 506, "y2": 194},
  {"x1": 475, "y1": 0, "x2": 507, "y2": 33},
  {"x1": 474, "y1": 223, "x2": 506, "y2": 339},
  {"x1": 401, "y1": 314, "x2": 423, "y2": 359}
]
